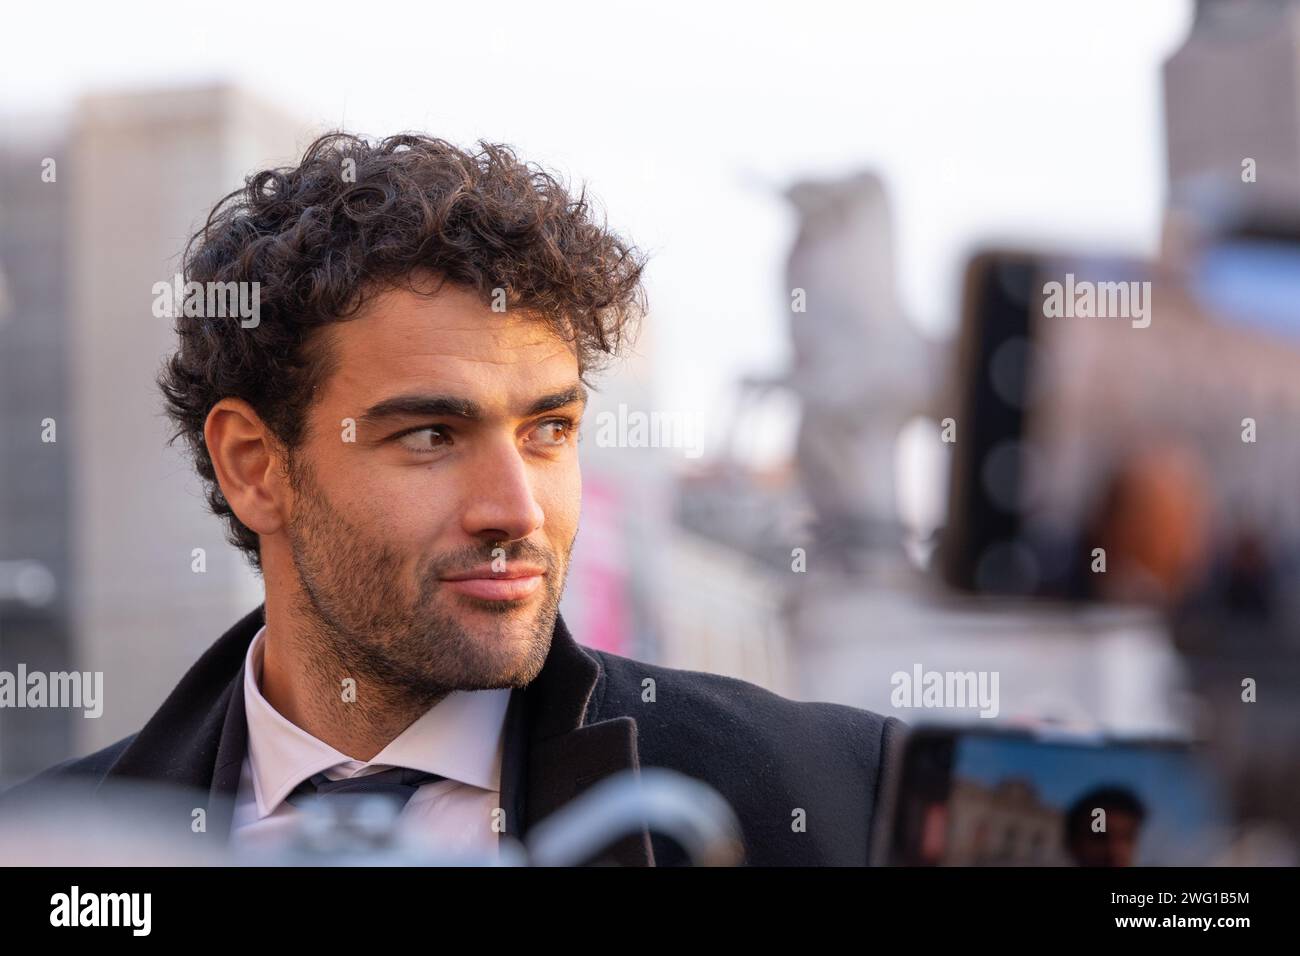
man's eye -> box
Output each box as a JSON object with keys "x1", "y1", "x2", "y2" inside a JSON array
[
  {"x1": 397, "y1": 426, "x2": 452, "y2": 453},
  {"x1": 530, "y1": 418, "x2": 574, "y2": 446}
]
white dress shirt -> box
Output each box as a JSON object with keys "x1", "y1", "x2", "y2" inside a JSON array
[{"x1": 230, "y1": 624, "x2": 511, "y2": 862}]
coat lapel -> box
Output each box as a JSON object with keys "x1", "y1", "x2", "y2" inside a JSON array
[
  {"x1": 503, "y1": 613, "x2": 653, "y2": 865},
  {"x1": 97, "y1": 604, "x2": 653, "y2": 865}
]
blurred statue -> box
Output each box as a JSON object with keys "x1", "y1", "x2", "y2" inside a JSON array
[{"x1": 776, "y1": 171, "x2": 934, "y2": 569}]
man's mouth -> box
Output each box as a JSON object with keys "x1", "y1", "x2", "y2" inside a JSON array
[{"x1": 439, "y1": 563, "x2": 546, "y2": 602}]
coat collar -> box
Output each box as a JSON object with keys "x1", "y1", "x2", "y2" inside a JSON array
[{"x1": 99, "y1": 603, "x2": 653, "y2": 865}]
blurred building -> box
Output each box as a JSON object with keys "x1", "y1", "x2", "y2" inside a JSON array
[
  {"x1": 946, "y1": 777, "x2": 1066, "y2": 866},
  {"x1": 659, "y1": 520, "x2": 793, "y2": 695},
  {"x1": 0, "y1": 127, "x2": 74, "y2": 780},
  {"x1": 68, "y1": 87, "x2": 303, "y2": 753},
  {"x1": 0, "y1": 86, "x2": 303, "y2": 773},
  {"x1": 1165, "y1": 0, "x2": 1300, "y2": 205}
]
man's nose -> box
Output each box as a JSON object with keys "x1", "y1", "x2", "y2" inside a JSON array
[{"x1": 460, "y1": 440, "x2": 546, "y2": 543}]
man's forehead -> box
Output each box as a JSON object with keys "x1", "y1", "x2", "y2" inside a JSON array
[
  {"x1": 319, "y1": 283, "x2": 581, "y2": 404},
  {"x1": 341, "y1": 283, "x2": 573, "y2": 354}
]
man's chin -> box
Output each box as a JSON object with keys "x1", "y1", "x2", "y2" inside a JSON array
[
  {"x1": 465, "y1": 642, "x2": 552, "y2": 691},
  {"x1": 448, "y1": 592, "x2": 545, "y2": 616},
  {"x1": 443, "y1": 608, "x2": 556, "y2": 685}
]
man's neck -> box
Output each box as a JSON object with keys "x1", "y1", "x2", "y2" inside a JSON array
[{"x1": 259, "y1": 596, "x2": 444, "y2": 762}]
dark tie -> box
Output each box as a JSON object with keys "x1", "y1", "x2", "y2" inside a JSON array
[{"x1": 286, "y1": 767, "x2": 446, "y2": 810}]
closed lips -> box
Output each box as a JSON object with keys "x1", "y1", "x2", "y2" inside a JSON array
[{"x1": 440, "y1": 565, "x2": 545, "y2": 600}]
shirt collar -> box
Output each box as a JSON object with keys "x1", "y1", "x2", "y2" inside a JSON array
[{"x1": 241, "y1": 624, "x2": 511, "y2": 819}]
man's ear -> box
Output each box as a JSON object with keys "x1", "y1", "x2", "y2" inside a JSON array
[{"x1": 204, "y1": 398, "x2": 289, "y2": 538}]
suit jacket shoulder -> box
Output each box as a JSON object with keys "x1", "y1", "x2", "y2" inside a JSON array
[
  {"x1": 587, "y1": 648, "x2": 905, "y2": 865},
  {"x1": 2, "y1": 733, "x2": 136, "y2": 800}
]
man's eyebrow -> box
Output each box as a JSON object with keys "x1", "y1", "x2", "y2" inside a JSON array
[
  {"x1": 356, "y1": 384, "x2": 588, "y2": 427},
  {"x1": 526, "y1": 384, "x2": 588, "y2": 416},
  {"x1": 357, "y1": 395, "x2": 483, "y2": 426}
]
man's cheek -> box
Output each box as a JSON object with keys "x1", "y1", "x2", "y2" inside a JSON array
[
  {"x1": 369, "y1": 481, "x2": 444, "y2": 533},
  {"x1": 544, "y1": 490, "x2": 581, "y2": 541}
]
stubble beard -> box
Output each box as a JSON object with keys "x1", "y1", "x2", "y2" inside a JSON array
[{"x1": 283, "y1": 456, "x2": 567, "y2": 714}]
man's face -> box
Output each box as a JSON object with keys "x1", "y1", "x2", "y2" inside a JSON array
[{"x1": 280, "y1": 282, "x2": 584, "y2": 701}]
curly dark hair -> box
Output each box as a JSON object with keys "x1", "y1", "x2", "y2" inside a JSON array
[{"x1": 158, "y1": 131, "x2": 647, "y2": 571}]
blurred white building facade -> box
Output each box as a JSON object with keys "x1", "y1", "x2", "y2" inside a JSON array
[{"x1": 69, "y1": 87, "x2": 297, "y2": 752}]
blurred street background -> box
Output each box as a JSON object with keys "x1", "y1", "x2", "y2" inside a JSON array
[{"x1": 2, "y1": 2, "x2": 1297, "y2": 861}]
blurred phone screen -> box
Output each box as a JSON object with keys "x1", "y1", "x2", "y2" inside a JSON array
[
  {"x1": 882, "y1": 728, "x2": 1230, "y2": 866},
  {"x1": 942, "y1": 232, "x2": 1300, "y2": 612}
]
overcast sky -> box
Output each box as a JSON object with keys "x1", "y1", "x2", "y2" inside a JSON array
[{"x1": 1, "y1": 0, "x2": 1193, "y2": 462}]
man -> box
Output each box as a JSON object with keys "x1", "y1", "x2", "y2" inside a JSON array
[
  {"x1": 1064, "y1": 787, "x2": 1147, "y2": 868},
  {"x1": 5, "y1": 132, "x2": 904, "y2": 865}
]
